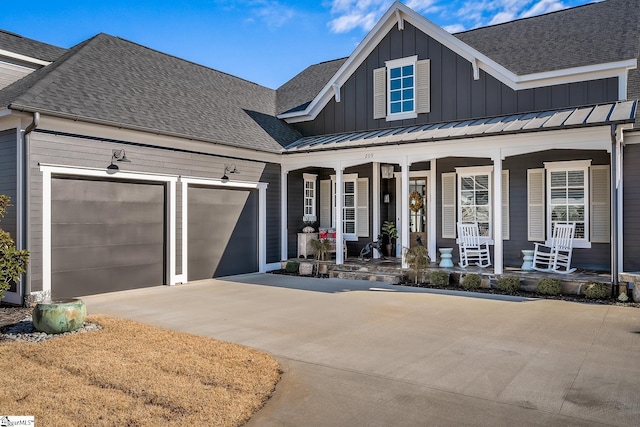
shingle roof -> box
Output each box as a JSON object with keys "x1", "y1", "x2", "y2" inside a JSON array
[
  {"x1": 277, "y1": 0, "x2": 640, "y2": 117},
  {"x1": 0, "y1": 33, "x2": 300, "y2": 153},
  {"x1": 285, "y1": 100, "x2": 637, "y2": 152},
  {"x1": 455, "y1": 0, "x2": 640, "y2": 75},
  {"x1": 276, "y1": 58, "x2": 346, "y2": 115},
  {"x1": 0, "y1": 29, "x2": 66, "y2": 62}
]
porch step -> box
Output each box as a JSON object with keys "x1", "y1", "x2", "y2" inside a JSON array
[
  {"x1": 328, "y1": 269, "x2": 403, "y2": 284},
  {"x1": 330, "y1": 262, "x2": 403, "y2": 274}
]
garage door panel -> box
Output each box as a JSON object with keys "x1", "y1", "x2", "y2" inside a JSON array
[
  {"x1": 52, "y1": 243, "x2": 164, "y2": 272},
  {"x1": 52, "y1": 223, "x2": 164, "y2": 247},
  {"x1": 52, "y1": 263, "x2": 162, "y2": 299},
  {"x1": 54, "y1": 200, "x2": 165, "y2": 224},
  {"x1": 188, "y1": 186, "x2": 258, "y2": 280},
  {"x1": 51, "y1": 177, "x2": 166, "y2": 299}
]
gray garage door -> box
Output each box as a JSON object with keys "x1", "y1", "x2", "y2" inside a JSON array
[
  {"x1": 188, "y1": 185, "x2": 258, "y2": 280},
  {"x1": 51, "y1": 177, "x2": 166, "y2": 299}
]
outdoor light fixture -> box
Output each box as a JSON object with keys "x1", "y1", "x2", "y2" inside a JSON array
[
  {"x1": 221, "y1": 164, "x2": 238, "y2": 182},
  {"x1": 381, "y1": 164, "x2": 394, "y2": 179},
  {"x1": 107, "y1": 149, "x2": 131, "y2": 172}
]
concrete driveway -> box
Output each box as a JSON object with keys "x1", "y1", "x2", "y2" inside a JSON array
[{"x1": 81, "y1": 273, "x2": 640, "y2": 426}]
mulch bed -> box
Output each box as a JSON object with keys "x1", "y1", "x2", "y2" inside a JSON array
[{"x1": 0, "y1": 303, "x2": 32, "y2": 329}]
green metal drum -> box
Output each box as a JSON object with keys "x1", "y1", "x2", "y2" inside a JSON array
[{"x1": 32, "y1": 299, "x2": 87, "y2": 334}]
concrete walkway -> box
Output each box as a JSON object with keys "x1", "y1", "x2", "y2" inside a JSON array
[{"x1": 81, "y1": 273, "x2": 640, "y2": 426}]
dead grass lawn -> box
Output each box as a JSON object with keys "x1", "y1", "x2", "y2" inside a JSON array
[{"x1": 0, "y1": 315, "x2": 280, "y2": 426}]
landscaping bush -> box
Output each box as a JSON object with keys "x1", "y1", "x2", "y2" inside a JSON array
[
  {"x1": 497, "y1": 276, "x2": 520, "y2": 294},
  {"x1": 0, "y1": 195, "x2": 29, "y2": 300},
  {"x1": 584, "y1": 282, "x2": 609, "y2": 299},
  {"x1": 537, "y1": 278, "x2": 561, "y2": 295},
  {"x1": 285, "y1": 261, "x2": 300, "y2": 273},
  {"x1": 461, "y1": 273, "x2": 481, "y2": 290},
  {"x1": 403, "y1": 245, "x2": 430, "y2": 284},
  {"x1": 429, "y1": 270, "x2": 449, "y2": 287}
]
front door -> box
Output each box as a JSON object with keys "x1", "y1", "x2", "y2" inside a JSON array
[{"x1": 409, "y1": 177, "x2": 427, "y2": 248}]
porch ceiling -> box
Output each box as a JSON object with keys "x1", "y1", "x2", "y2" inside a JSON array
[{"x1": 284, "y1": 100, "x2": 636, "y2": 153}]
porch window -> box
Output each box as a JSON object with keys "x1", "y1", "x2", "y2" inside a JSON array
[
  {"x1": 528, "y1": 160, "x2": 609, "y2": 248},
  {"x1": 545, "y1": 161, "x2": 590, "y2": 247},
  {"x1": 324, "y1": 175, "x2": 369, "y2": 241},
  {"x1": 303, "y1": 173, "x2": 317, "y2": 220},
  {"x1": 457, "y1": 167, "x2": 492, "y2": 239}
]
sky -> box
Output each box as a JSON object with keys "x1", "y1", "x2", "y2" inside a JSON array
[{"x1": 1, "y1": 0, "x2": 597, "y2": 89}]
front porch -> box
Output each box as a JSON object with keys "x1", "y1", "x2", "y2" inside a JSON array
[{"x1": 288, "y1": 256, "x2": 614, "y2": 296}]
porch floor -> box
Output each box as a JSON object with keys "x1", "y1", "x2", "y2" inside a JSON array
[{"x1": 290, "y1": 256, "x2": 614, "y2": 294}]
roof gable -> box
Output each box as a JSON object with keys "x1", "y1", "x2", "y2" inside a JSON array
[
  {"x1": 279, "y1": 1, "x2": 637, "y2": 124},
  {"x1": 1, "y1": 33, "x2": 299, "y2": 153}
]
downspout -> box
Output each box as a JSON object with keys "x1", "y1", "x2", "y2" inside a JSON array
[
  {"x1": 610, "y1": 124, "x2": 619, "y2": 293},
  {"x1": 22, "y1": 112, "x2": 39, "y2": 300}
]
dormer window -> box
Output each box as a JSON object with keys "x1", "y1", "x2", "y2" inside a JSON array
[{"x1": 373, "y1": 56, "x2": 430, "y2": 122}]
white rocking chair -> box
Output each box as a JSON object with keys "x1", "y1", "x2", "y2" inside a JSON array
[
  {"x1": 457, "y1": 222, "x2": 491, "y2": 268},
  {"x1": 532, "y1": 222, "x2": 576, "y2": 274}
]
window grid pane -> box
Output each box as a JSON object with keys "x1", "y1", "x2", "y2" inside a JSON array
[
  {"x1": 459, "y1": 174, "x2": 491, "y2": 237},
  {"x1": 389, "y1": 64, "x2": 414, "y2": 114},
  {"x1": 549, "y1": 169, "x2": 586, "y2": 239}
]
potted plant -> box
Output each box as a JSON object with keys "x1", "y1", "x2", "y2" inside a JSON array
[
  {"x1": 381, "y1": 221, "x2": 398, "y2": 257},
  {"x1": 310, "y1": 238, "x2": 332, "y2": 275}
]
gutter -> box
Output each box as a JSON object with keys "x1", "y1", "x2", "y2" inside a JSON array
[{"x1": 21, "y1": 112, "x2": 39, "y2": 300}]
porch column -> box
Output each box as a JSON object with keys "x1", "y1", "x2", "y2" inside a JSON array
[
  {"x1": 429, "y1": 159, "x2": 437, "y2": 263},
  {"x1": 280, "y1": 169, "x2": 288, "y2": 261},
  {"x1": 492, "y1": 152, "x2": 503, "y2": 275},
  {"x1": 335, "y1": 163, "x2": 344, "y2": 265},
  {"x1": 372, "y1": 162, "x2": 381, "y2": 258},
  {"x1": 400, "y1": 157, "x2": 410, "y2": 267}
]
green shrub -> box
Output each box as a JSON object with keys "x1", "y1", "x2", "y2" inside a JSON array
[
  {"x1": 537, "y1": 278, "x2": 561, "y2": 295},
  {"x1": 497, "y1": 276, "x2": 520, "y2": 294},
  {"x1": 285, "y1": 261, "x2": 300, "y2": 273},
  {"x1": 0, "y1": 195, "x2": 29, "y2": 301},
  {"x1": 461, "y1": 273, "x2": 481, "y2": 290},
  {"x1": 429, "y1": 270, "x2": 449, "y2": 287},
  {"x1": 584, "y1": 282, "x2": 609, "y2": 299}
]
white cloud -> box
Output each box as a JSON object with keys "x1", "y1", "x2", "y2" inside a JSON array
[
  {"x1": 443, "y1": 23, "x2": 466, "y2": 33},
  {"x1": 487, "y1": 11, "x2": 516, "y2": 25},
  {"x1": 520, "y1": 0, "x2": 565, "y2": 18},
  {"x1": 328, "y1": 0, "x2": 391, "y2": 33}
]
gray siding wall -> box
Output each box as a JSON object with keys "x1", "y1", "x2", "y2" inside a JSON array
[
  {"x1": 27, "y1": 130, "x2": 280, "y2": 292},
  {"x1": 436, "y1": 150, "x2": 611, "y2": 271},
  {"x1": 623, "y1": 144, "x2": 640, "y2": 271},
  {"x1": 295, "y1": 22, "x2": 619, "y2": 137},
  {"x1": 0, "y1": 129, "x2": 17, "y2": 243},
  {"x1": 287, "y1": 164, "x2": 374, "y2": 258}
]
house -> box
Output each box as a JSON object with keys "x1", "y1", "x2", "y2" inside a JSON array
[{"x1": 0, "y1": 0, "x2": 638, "y2": 304}]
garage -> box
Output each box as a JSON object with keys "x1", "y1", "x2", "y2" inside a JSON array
[
  {"x1": 187, "y1": 185, "x2": 258, "y2": 280},
  {"x1": 51, "y1": 176, "x2": 166, "y2": 299}
]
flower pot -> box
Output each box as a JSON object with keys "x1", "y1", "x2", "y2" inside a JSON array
[
  {"x1": 317, "y1": 263, "x2": 329, "y2": 275},
  {"x1": 299, "y1": 262, "x2": 313, "y2": 276},
  {"x1": 32, "y1": 298, "x2": 87, "y2": 334},
  {"x1": 385, "y1": 243, "x2": 394, "y2": 258}
]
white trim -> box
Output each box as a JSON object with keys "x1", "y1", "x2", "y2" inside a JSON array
[
  {"x1": 335, "y1": 165, "x2": 344, "y2": 264},
  {"x1": 372, "y1": 162, "x2": 381, "y2": 257},
  {"x1": 428, "y1": 161, "x2": 436, "y2": 262},
  {"x1": 4, "y1": 127, "x2": 25, "y2": 304},
  {"x1": 281, "y1": 170, "x2": 288, "y2": 261},
  {"x1": 39, "y1": 164, "x2": 179, "y2": 296},
  {"x1": 180, "y1": 176, "x2": 268, "y2": 280},
  {"x1": 544, "y1": 160, "x2": 592, "y2": 170},
  {"x1": 385, "y1": 56, "x2": 418, "y2": 122},
  {"x1": 278, "y1": 1, "x2": 637, "y2": 123},
  {"x1": 303, "y1": 173, "x2": 317, "y2": 220},
  {"x1": 492, "y1": 153, "x2": 503, "y2": 275},
  {"x1": 0, "y1": 48, "x2": 51, "y2": 67},
  {"x1": 400, "y1": 158, "x2": 409, "y2": 263}
]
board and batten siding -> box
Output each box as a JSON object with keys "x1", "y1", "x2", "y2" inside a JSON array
[
  {"x1": 0, "y1": 60, "x2": 36, "y2": 91},
  {"x1": 436, "y1": 150, "x2": 611, "y2": 271},
  {"x1": 293, "y1": 22, "x2": 619, "y2": 137},
  {"x1": 27, "y1": 130, "x2": 280, "y2": 293}
]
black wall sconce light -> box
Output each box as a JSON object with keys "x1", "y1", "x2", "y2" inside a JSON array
[
  {"x1": 106, "y1": 149, "x2": 131, "y2": 171},
  {"x1": 221, "y1": 164, "x2": 238, "y2": 183}
]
